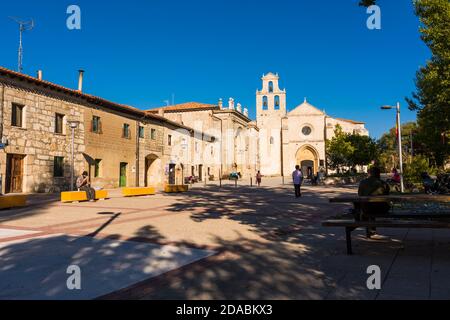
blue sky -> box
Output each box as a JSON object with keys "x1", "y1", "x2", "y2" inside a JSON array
[{"x1": 0, "y1": 0, "x2": 429, "y2": 138}]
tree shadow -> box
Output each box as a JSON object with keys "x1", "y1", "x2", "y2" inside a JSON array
[
  {"x1": 0, "y1": 228, "x2": 214, "y2": 300},
  {"x1": 2, "y1": 184, "x2": 449, "y2": 300},
  {"x1": 164, "y1": 185, "x2": 353, "y2": 244},
  {"x1": 101, "y1": 232, "x2": 415, "y2": 300}
]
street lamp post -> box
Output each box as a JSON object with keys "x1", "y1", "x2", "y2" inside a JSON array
[
  {"x1": 68, "y1": 121, "x2": 80, "y2": 191},
  {"x1": 381, "y1": 103, "x2": 405, "y2": 193}
]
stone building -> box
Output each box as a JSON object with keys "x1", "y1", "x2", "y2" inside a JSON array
[
  {"x1": 0, "y1": 66, "x2": 195, "y2": 193},
  {"x1": 0, "y1": 68, "x2": 87, "y2": 193},
  {"x1": 256, "y1": 72, "x2": 369, "y2": 178},
  {"x1": 147, "y1": 100, "x2": 260, "y2": 180}
]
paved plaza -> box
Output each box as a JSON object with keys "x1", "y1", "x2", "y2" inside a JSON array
[{"x1": 0, "y1": 178, "x2": 449, "y2": 300}]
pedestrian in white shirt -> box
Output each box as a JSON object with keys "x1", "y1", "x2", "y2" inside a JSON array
[{"x1": 292, "y1": 165, "x2": 303, "y2": 198}]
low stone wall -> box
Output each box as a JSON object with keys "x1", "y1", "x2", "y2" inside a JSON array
[{"x1": 323, "y1": 175, "x2": 367, "y2": 186}]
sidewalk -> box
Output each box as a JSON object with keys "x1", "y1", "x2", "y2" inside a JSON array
[{"x1": 0, "y1": 182, "x2": 449, "y2": 300}]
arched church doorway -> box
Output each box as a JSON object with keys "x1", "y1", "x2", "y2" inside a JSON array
[
  {"x1": 295, "y1": 146, "x2": 319, "y2": 179},
  {"x1": 301, "y1": 160, "x2": 314, "y2": 179},
  {"x1": 145, "y1": 154, "x2": 162, "y2": 187}
]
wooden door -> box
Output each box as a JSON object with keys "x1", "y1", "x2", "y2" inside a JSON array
[{"x1": 6, "y1": 154, "x2": 24, "y2": 194}]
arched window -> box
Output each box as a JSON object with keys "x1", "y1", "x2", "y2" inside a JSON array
[
  {"x1": 274, "y1": 96, "x2": 280, "y2": 110},
  {"x1": 262, "y1": 96, "x2": 268, "y2": 110},
  {"x1": 268, "y1": 81, "x2": 274, "y2": 93},
  {"x1": 270, "y1": 137, "x2": 274, "y2": 145}
]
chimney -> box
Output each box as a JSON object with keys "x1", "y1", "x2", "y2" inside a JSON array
[
  {"x1": 78, "y1": 70, "x2": 85, "y2": 92},
  {"x1": 228, "y1": 98, "x2": 235, "y2": 110},
  {"x1": 237, "y1": 103, "x2": 242, "y2": 113},
  {"x1": 158, "y1": 108, "x2": 165, "y2": 117},
  {"x1": 218, "y1": 98, "x2": 223, "y2": 109},
  {"x1": 37, "y1": 70, "x2": 43, "y2": 81},
  {"x1": 244, "y1": 108, "x2": 249, "y2": 117}
]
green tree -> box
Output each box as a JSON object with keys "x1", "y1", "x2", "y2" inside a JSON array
[
  {"x1": 359, "y1": 0, "x2": 377, "y2": 7},
  {"x1": 406, "y1": 0, "x2": 450, "y2": 167},
  {"x1": 326, "y1": 125, "x2": 354, "y2": 172},
  {"x1": 347, "y1": 134, "x2": 379, "y2": 168},
  {"x1": 377, "y1": 122, "x2": 423, "y2": 171},
  {"x1": 326, "y1": 125, "x2": 378, "y2": 172},
  {"x1": 403, "y1": 155, "x2": 437, "y2": 184}
]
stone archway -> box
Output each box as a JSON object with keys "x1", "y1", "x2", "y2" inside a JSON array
[
  {"x1": 295, "y1": 145, "x2": 319, "y2": 179},
  {"x1": 145, "y1": 154, "x2": 162, "y2": 187}
]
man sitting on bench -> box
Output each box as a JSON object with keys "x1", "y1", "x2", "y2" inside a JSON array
[
  {"x1": 358, "y1": 166, "x2": 391, "y2": 240},
  {"x1": 76, "y1": 171, "x2": 96, "y2": 202}
]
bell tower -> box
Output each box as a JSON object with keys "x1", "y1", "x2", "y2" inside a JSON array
[
  {"x1": 256, "y1": 72, "x2": 286, "y2": 176},
  {"x1": 256, "y1": 72, "x2": 286, "y2": 127}
]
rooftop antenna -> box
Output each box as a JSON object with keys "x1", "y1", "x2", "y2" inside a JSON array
[{"x1": 10, "y1": 17, "x2": 34, "y2": 73}]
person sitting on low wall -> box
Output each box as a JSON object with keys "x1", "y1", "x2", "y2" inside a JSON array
[{"x1": 76, "y1": 171, "x2": 96, "y2": 202}]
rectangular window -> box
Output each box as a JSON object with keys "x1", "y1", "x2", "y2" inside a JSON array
[
  {"x1": 151, "y1": 128, "x2": 156, "y2": 140},
  {"x1": 92, "y1": 116, "x2": 101, "y2": 133},
  {"x1": 94, "y1": 159, "x2": 102, "y2": 178},
  {"x1": 139, "y1": 126, "x2": 145, "y2": 139},
  {"x1": 11, "y1": 103, "x2": 24, "y2": 127},
  {"x1": 55, "y1": 113, "x2": 64, "y2": 134},
  {"x1": 54, "y1": 157, "x2": 64, "y2": 177},
  {"x1": 168, "y1": 134, "x2": 172, "y2": 146},
  {"x1": 123, "y1": 123, "x2": 130, "y2": 139}
]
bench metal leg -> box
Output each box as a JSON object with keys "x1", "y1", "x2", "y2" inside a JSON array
[{"x1": 346, "y1": 227, "x2": 356, "y2": 255}]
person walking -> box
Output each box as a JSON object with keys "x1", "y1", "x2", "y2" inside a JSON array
[
  {"x1": 292, "y1": 165, "x2": 303, "y2": 198},
  {"x1": 256, "y1": 171, "x2": 262, "y2": 187},
  {"x1": 76, "y1": 171, "x2": 96, "y2": 202}
]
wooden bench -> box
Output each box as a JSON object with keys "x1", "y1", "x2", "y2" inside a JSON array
[
  {"x1": 0, "y1": 194, "x2": 27, "y2": 209},
  {"x1": 164, "y1": 185, "x2": 189, "y2": 193},
  {"x1": 122, "y1": 187, "x2": 156, "y2": 197},
  {"x1": 330, "y1": 195, "x2": 450, "y2": 204},
  {"x1": 323, "y1": 219, "x2": 450, "y2": 255},
  {"x1": 61, "y1": 190, "x2": 109, "y2": 203}
]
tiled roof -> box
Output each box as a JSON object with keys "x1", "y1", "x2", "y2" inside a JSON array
[
  {"x1": 0, "y1": 66, "x2": 193, "y2": 131},
  {"x1": 147, "y1": 102, "x2": 218, "y2": 113},
  {"x1": 334, "y1": 118, "x2": 366, "y2": 125}
]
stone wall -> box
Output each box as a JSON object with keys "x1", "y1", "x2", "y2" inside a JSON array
[
  {"x1": 0, "y1": 83, "x2": 85, "y2": 193},
  {"x1": 138, "y1": 119, "x2": 165, "y2": 187},
  {"x1": 83, "y1": 106, "x2": 140, "y2": 189}
]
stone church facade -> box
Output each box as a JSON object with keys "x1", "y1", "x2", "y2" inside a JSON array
[{"x1": 257, "y1": 73, "x2": 368, "y2": 178}]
